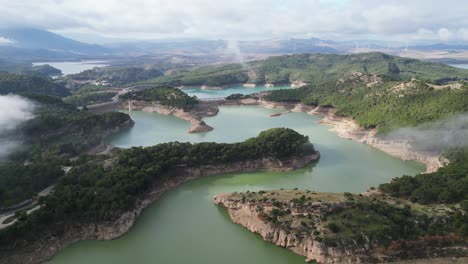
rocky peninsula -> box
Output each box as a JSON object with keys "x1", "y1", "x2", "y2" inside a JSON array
[
  {"x1": 125, "y1": 100, "x2": 217, "y2": 133},
  {"x1": 214, "y1": 190, "x2": 467, "y2": 264}
]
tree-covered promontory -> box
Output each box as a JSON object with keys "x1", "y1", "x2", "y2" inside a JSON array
[
  {"x1": 0, "y1": 128, "x2": 316, "y2": 242},
  {"x1": 120, "y1": 86, "x2": 199, "y2": 110}
]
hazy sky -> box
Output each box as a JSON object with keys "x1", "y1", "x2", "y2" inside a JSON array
[{"x1": 1, "y1": 0, "x2": 468, "y2": 43}]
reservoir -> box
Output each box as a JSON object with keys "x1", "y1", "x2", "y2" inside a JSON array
[
  {"x1": 48, "y1": 105, "x2": 424, "y2": 264},
  {"x1": 32, "y1": 60, "x2": 108, "y2": 75},
  {"x1": 182, "y1": 85, "x2": 291, "y2": 99}
]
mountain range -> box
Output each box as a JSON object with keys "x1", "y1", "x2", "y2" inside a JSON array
[{"x1": 2, "y1": 27, "x2": 468, "y2": 62}]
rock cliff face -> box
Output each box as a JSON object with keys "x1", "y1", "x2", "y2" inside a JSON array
[
  {"x1": 0, "y1": 153, "x2": 319, "y2": 264},
  {"x1": 213, "y1": 191, "x2": 467, "y2": 264},
  {"x1": 213, "y1": 192, "x2": 370, "y2": 264}
]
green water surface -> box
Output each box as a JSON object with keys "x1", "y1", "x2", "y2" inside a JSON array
[{"x1": 49, "y1": 105, "x2": 424, "y2": 264}]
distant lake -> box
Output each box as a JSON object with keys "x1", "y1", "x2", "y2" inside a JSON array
[
  {"x1": 182, "y1": 85, "x2": 292, "y2": 99},
  {"x1": 449, "y1": 64, "x2": 468, "y2": 69},
  {"x1": 32, "y1": 60, "x2": 108, "y2": 75}
]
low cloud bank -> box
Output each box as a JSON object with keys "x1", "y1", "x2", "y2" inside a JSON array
[
  {"x1": 384, "y1": 114, "x2": 468, "y2": 153},
  {"x1": 0, "y1": 95, "x2": 35, "y2": 159}
]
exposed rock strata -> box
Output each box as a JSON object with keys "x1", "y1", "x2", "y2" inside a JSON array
[
  {"x1": 222, "y1": 98, "x2": 444, "y2": 173},
  {"x1": 214, "y1": 193, "x2": 365, "y2": 264},
  {"x1": 125, "y1": 100, "x2": 217, "y2": 133},
  {"x1": 214, "y1": 192, "x2": 467, "y2": 263},
  {"x1": 0, "y1": 153, "x2": 319, "y2": 264}
]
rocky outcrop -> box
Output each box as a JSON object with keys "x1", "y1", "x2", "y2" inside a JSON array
[
  {"x1": 213, "y1": 193, "x2": 370, "y2": 264},
  {"x1": 214, "y1": 191, "x2": 467, "y2": 264},
  {"x1": 0, "y1": 153, "x2": 319, "y2": 264},
  {"x1": 126, "y1": 100, "x2": 217, "y2": 133},
  {"x1": 337, "y1": 72, "x2": 382, "y2": 87},
  {"x1": 291, "y1": 81, "x2": 308, "y2": 88}
]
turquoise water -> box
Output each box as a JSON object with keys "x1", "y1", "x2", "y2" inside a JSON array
[
  {"x1": 182, "y1": 85, "x2": 291, "y2": 99},
  {"x1": 50, "y1": 105, "x2": 425, "y2": 264},
  {"x1": 449, "y1": 64, "x2": 468, "y2": 69}
]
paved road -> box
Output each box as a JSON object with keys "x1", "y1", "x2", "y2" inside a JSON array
[
  {"x1": 87, "y1": 85, "x2": 157, "y2": 113},
  {"x1": 0, "y1": 185, "x2": 55, "y2": 229}
]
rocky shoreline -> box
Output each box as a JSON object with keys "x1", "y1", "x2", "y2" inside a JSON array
[
  {"x1": 213, "y1": 192, "x2": 368, "y2": 264},
  {"x1": 123, "y1": 96, "x2": 444, "y2": 172},
  {"x1": 214, "y1": 191, "x2": 467, "y2": 264},
  {"x1": 0, "y1": 153, "x2": 319, "y2": 264},
  {"x1": 222, "y1": 98, "x2": 445, "y2": 173},
  {"x1": 125, "y1": 100, "x2": 218, "y2": 133}
]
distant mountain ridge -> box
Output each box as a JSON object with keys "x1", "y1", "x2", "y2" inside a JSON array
[
  {"x1": 0, "y1": 28, "x2": 111, "y2": 60},
  {"x1": 143, "y1": 52, "x2": 468, "y2": 87}
]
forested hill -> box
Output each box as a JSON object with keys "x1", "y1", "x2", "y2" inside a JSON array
[
  {"x1": 142, "y1": 52, "x2": 468, "y2": 87},
  {"x1": 120, "y1": 87, "x2": 199, "y2": 110},
  {"x1": 264, "y1": 77, "x2": 468, "y2": 133},
  {"x1": 0, "y1": 72, "x2": 70, "y2": 97},
  {"x1": 10, "y1": 94, "x2": 132, "y2": 161}
]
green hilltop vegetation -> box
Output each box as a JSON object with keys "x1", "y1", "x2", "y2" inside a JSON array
[
  {"x1": 0, "y1": 162, "x2": 64, "y2": 208},
  {"x1": 265, "y1": 78, "x2": 468, "y2": 133},
  {"x1": 0, "y1": 94, "x2": 132, "y2": 209},
  {"x1": 0, "y1": 60, "x2": 62, "y2": 78},
  {"x1": 221, "y1": 189, "x2": 466, "y2": 259},
  {"x1": 0, "y1": 128, "x2": 316, "y2": 243},
  {"x1": 66, "y1": 66, "x2": 164, "y2": 87},
  {"x1": 15, "y1": 94, "x2": 132, "y2": 161},
  {"x1": 0, "y1": 72, "x2": 70, "y2": 97},
  {"x1": 64, "y1": 91, "x2": 117, "y2": 107},
  {"x1": 141, "y1": 52, "x2": 468, "y2": 87},
  {"x1": 120, "y1": 86, "x2": 199, "y2": 110},
  {"x1": 379, "y1": 149, "x2": 468, "y2": 205}
]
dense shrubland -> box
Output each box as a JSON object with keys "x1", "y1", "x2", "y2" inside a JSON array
[
  {"x1": 141, "y1": 52, "x2": 468, "y2": 87},
  {"x1": 0, "y1": 72, "x2": 70, "y2": 97},
  {"x1": 0, "y1": 128, "x2": 315, "y2": 241},
  {"x1": 120, "y1": 86, "x2": 199, "y2": 110},
  {"x1": 379, "y1": 149, "x2": 468, "y2": 205},
  {"x1": 265, "y1": 80, "x2": 468, "y2": 133}
]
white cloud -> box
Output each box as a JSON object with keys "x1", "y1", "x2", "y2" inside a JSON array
[
  {"x1": 1, "y1": 0, "x2": 468, "y2": 42},
  {"x1": 0, "y1": 95, "x2": 35, "y2": 159},
  {"x1": 0, "y1": 37, "x2": 14, "y2": 45}
]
